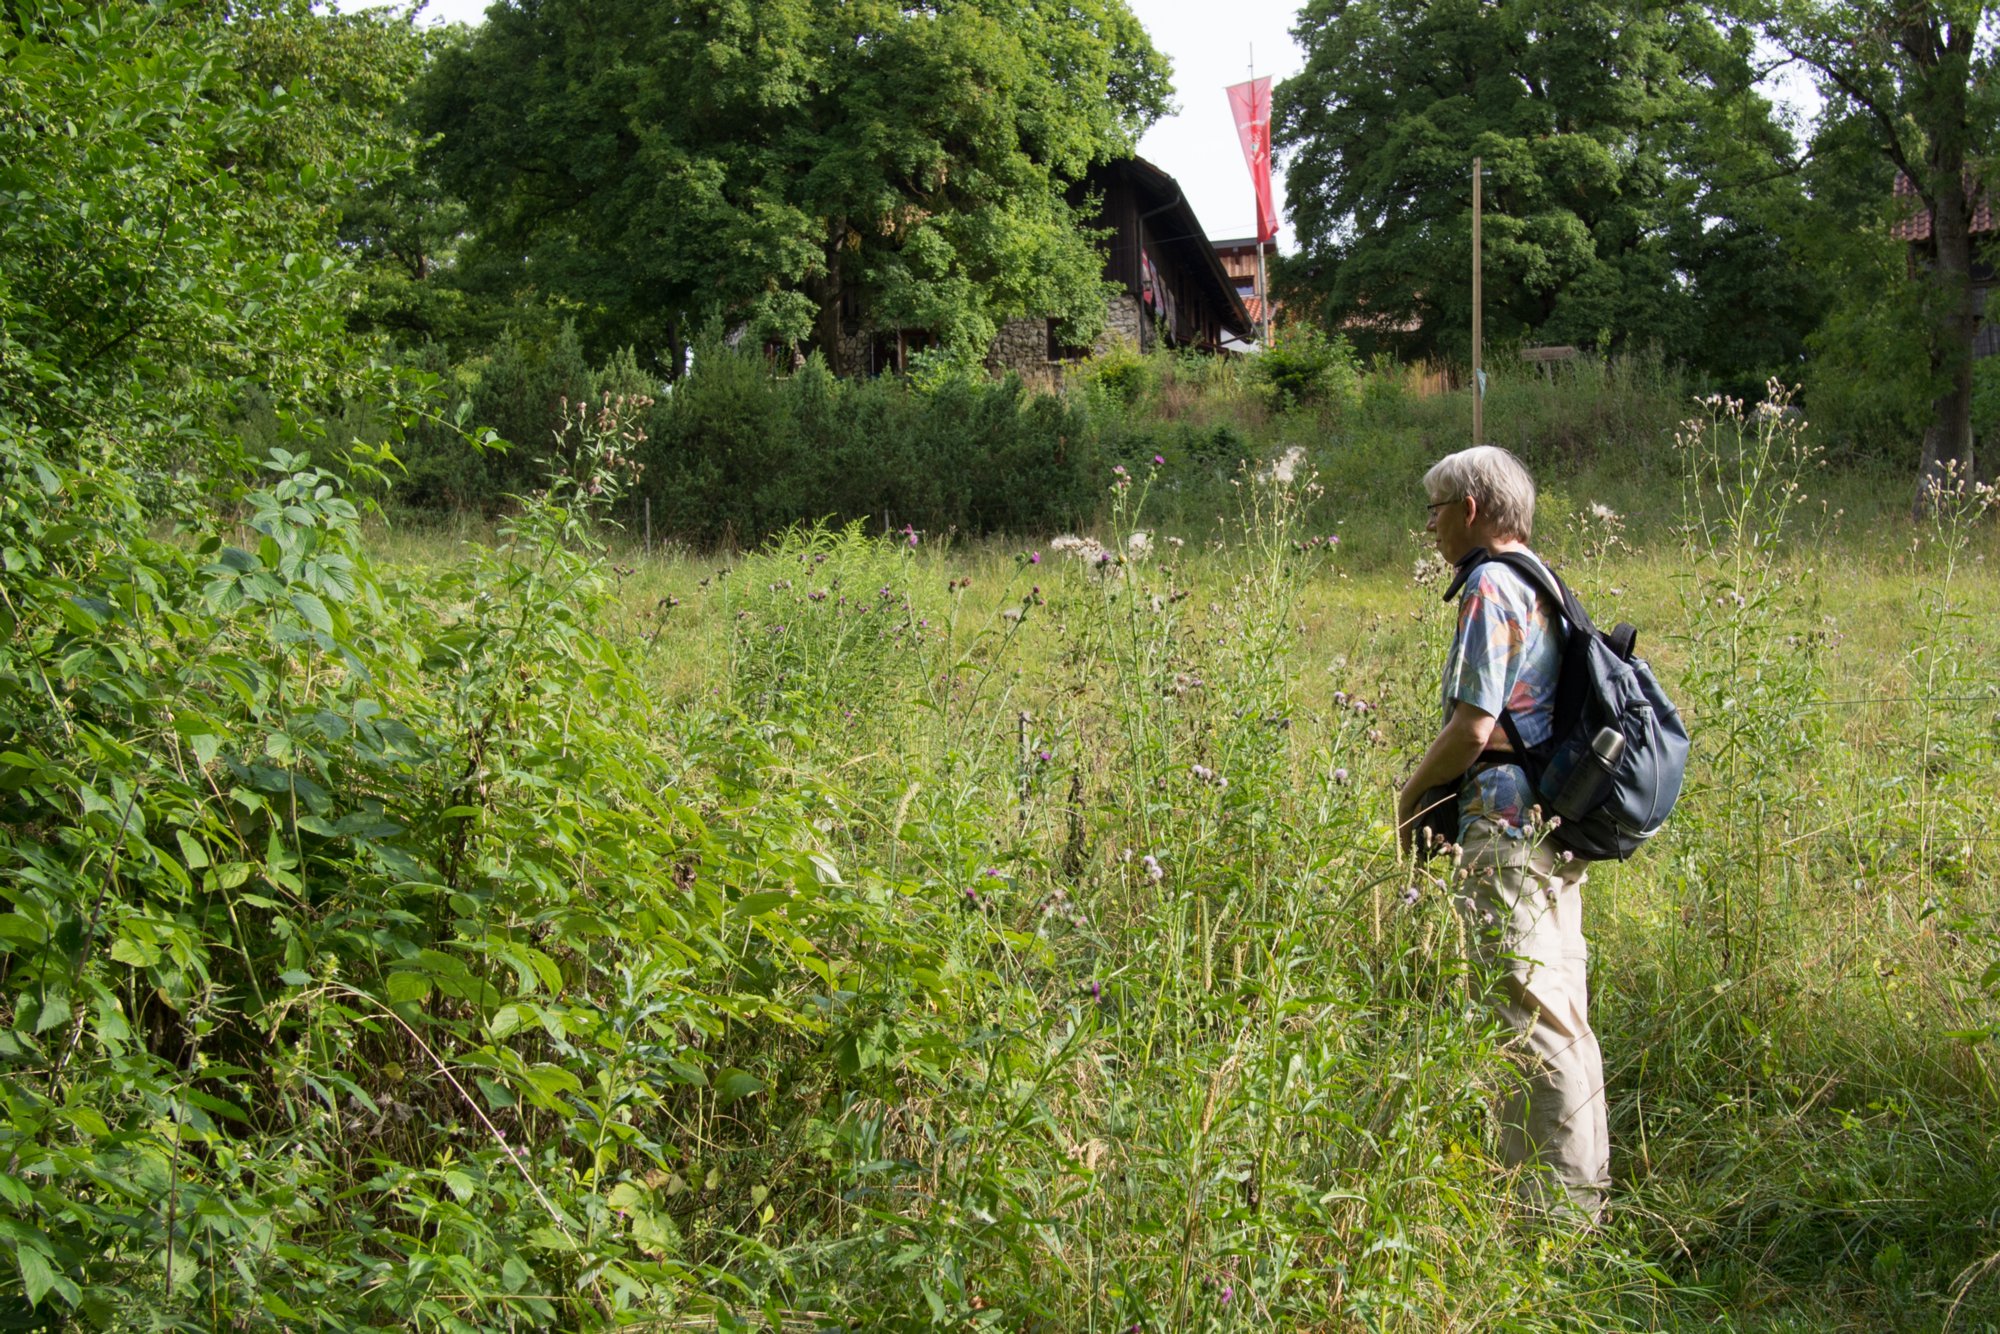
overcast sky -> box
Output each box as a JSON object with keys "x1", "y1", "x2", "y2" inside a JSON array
[
  {"x1": 364, "y1": 0, "x2": 1817, "y2": 260},
  {"x1": 1125, "y1": 0, "x2": 1305, "y2": 252}
]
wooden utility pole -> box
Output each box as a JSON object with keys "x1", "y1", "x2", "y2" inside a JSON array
[{"x1": 1471, "y1": 155, "x2": 1483, "y2": 445}]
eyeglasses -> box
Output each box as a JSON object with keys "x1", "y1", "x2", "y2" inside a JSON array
[{"x1": 1425, "y1": 498, "x2": 1462, "y2": 514}]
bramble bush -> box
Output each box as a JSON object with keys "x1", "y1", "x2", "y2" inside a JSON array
[{"x1": 0, "y1": 407, "x2": 1069, "y2": 1326}]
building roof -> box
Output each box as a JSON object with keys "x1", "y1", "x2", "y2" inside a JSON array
[
  {"x1": 1099, "y1": 157, "x2": 1255, "y2": 342},
  {"x1": 1890, "y1": 170, "x2": 1994, "y2": 242}
]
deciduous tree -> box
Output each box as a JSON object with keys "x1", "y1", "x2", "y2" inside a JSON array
[
  {"x1": 1763, "y1": 0, "x2": 1998, "y2": 512},
  {"x1": 415, "y1": 0, "x2": 1170, "y2": 375},
  {"x1": 0, "y1": 0, "x2": 421, "y2": 466},
  {"x1": 1273, "y1": 0, "x2": 1812, "y2": 388}
]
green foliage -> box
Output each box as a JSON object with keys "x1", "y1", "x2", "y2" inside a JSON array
[
  {"x1": 386, "y1": 325, "x2": 664, "y2": 512},
  {"x1": 1252, "y1": 324, "x2": 1363, "y2": 415},
  {"x1": 726, "y1": 522, "x2": 933, "y2": 722},
  {"x1": 0, "y1": 0, "x2": 407, "y2": 471},
  {"x1": 1766, "y1": 0, "x2": 1999, "y2": 499},
  {"x1": 414, "y1": 0, "x2": 1170, "y2": 370},
  {"x1": 638, "y1": 342, "x2": 1111, "y2": 544},
  {"x1": 0, "y1": 424, "x2": 949, "y2": 1325},
  {"x1": 1273, "y1": 0, "x2": 1816, "y2": 384},
  {"x1": 1083, "y1": 336, "x2": 1157, "y2": 408}
]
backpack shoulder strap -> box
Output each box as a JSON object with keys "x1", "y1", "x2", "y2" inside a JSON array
[{"x1": 1484, "y1": 549, "x2": 1600, "y2": 639}]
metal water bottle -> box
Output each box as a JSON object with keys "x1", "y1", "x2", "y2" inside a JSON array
[{"x1": 1592, "y1": 726, "x2": 1625, "y2": 767}]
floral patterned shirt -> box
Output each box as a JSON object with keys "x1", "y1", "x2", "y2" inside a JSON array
[{"x1": 1441, "y1": 554, "x2": 1562, "y2": 836}]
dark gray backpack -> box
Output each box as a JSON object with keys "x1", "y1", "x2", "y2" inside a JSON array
[{"x1": 1443, "y1": 548, "x2": 1689, "y2": 860}]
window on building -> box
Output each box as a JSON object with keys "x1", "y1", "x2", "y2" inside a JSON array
[{"x1": 868, "y1": 328, "x2": 936, "y2": 375}]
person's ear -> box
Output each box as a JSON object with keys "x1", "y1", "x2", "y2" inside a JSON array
[{"x1": 1463, "y1": 493, "x2": 1480, "y2": 528}]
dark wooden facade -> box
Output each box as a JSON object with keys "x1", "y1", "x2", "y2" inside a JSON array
[{"x1": 1073, "y1": 158, "x2": 1254, "y2": 351}]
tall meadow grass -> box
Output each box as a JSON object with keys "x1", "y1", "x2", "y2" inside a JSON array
[{"x1": 308, "y1": 364, "x2": 2000, "y2": 1328}]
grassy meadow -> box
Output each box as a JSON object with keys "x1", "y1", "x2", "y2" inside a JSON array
[{"x1": 352, "y1": 376, "x2": 2000, "y2": 1331}]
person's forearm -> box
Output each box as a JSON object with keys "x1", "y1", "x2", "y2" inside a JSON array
[{"x1": 1401, "y1": 704, "x2": 1495, "y2": 801}]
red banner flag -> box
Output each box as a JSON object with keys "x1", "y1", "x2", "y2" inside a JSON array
[{"x1": 1225, "y1": 76, "x2": 1277, "y2": 244}]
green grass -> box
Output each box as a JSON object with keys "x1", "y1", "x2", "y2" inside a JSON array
[{"x1": 351, "y1": 389, "x2": 2000, "y2": 1330}]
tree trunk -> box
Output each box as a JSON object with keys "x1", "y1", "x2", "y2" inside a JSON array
[
  {"x1": 812, "y1": 226, "x2": 847, "y2": 377},
  {"x1": 1907, "y1": 16, "x2": 1980, "y2": 519},
  {"x1": 1912, "y1": 185, "x2": 1980, "y2": 518}
]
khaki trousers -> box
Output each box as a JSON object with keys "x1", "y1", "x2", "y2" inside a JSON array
[{"x1": 1454, "y1": 818, "x2": 1609, "y2": 1222}]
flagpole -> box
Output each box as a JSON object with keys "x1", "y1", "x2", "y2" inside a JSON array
[
  {"x1": 1251, "y1": 46, "x2": 1269, "y2": 347},
  {"x1": 1227, "y1": 60, "x2": 1275, "y2": 348}
]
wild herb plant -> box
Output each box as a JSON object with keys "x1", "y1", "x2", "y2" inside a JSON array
[
  {"x1": 1897, "y1": 468, "x2": 2000, "y2": 1059},
  {"x1": 1670, "y1": 384, "x2": 1830, "y2": 982},
  {"x1": 724, "y1": 520, "x2": 932, "y2": 724}
]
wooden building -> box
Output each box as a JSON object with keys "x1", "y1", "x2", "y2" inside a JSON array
[
  {"x1": 843, "y1": 156, "x2": 1253, "y2": 381},
  {"x1": 1211, "y1": 236, "x2": 1276, "y2": 344}
]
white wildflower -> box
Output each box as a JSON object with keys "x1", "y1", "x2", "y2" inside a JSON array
[
  {"x1": 1049, "y1": 534, "x2": 1120, "y2": 578},
  {"x1": 1261, "y1": 445, "x2": 1307, "y2": 484}
]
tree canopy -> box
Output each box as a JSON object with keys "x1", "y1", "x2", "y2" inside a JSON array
[
  {"x1": 0, "y1": 0, "x2": 422, "y2": 464},
  {"x1": 1273, "y1": 0, "x2": 1815, "y2": 386},
  {"x1": 1763, "y1": 0, "x2": 1998, "y2": 508},
  {"x1": 415, "y1": 0, "x2": 1172, "y2": 374}
]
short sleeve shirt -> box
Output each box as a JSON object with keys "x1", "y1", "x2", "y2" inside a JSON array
[{"x1": 1441, "y1": 555, "x2": 1562, "y2": 835}]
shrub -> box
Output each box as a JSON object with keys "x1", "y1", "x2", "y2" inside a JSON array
[
  {"x1": 636, "y1": 343, "x2": 1110, "y2": 545},
  {"x1": 1084, "y1": 335, "x2": 1155, "y2": 409},
  {"x1": 1252, "y1": 322, "x2": 1363, "y2": 414},
  {"x1": 390, "y1": 321, "x2": 594, "y2": 510}
]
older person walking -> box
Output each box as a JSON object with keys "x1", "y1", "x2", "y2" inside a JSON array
[{"x1": 1396, "y1": 444, "x2": 1609, "y2": 1225}]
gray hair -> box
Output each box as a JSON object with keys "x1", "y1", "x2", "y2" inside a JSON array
[{"x1": 1424, "y1": 445, "x2": 1536, "y2": 540}]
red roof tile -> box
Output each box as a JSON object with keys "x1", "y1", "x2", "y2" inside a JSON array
[{"x1": 1891, "y1": 171, "x2": 1994, "y2": 242}]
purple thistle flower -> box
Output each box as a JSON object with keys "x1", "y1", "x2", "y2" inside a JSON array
[
  {"x1": 1153, "y1": 454, "x2": 1165, "y2": 466},
  {"x1": 1029, "y1": 550, "x2": 1041, "y2": 564}
]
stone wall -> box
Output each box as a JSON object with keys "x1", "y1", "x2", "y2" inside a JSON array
[
  {"x1": 1100, "y1": 292, "x2": 1148, "y2": 354},
  {"x1": 980, "y1": 293, "x2": 1153, "y2": 386},
  {"x1": 851, "y1": 291, "x2": 1156, "y2": 387},
  {"x1": 986, "y1": 317, "x2": 1051, "y2": 380},
  {"x1": 838, "y1": 328, "x2": 872, "y2": 376}
]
